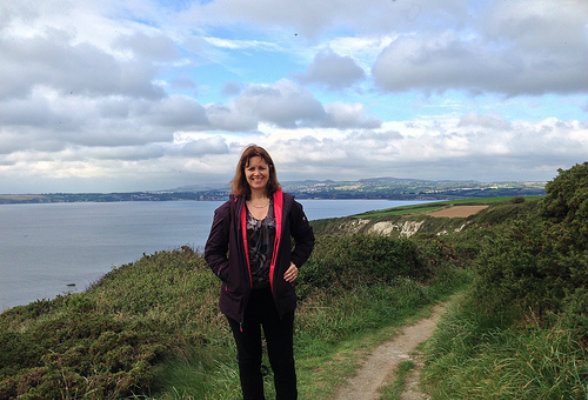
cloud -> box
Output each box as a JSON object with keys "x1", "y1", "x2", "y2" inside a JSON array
[
  {"x1": 234, "y1": 80, "x2": 327, "y2": 128},
  {"x1": 372, "y1": 2, "x2": 588, "y2": 95},
  {"x1": 324, "y1": 103, "x2": 381, "y2": 129},
  {"x1": 298, "y1": 49, "x2": 365, "y2": 89},
  {"x1": 230, "y1": 80, "x2": 380, "y2": 129},
  {"x1": 179, "y1": 136, "x2": 230, "y2": 156},
  {"x1": 457, "y1": 113, "x2": 512, "y2": 131},
  {"x1": 265, "y1": 116, "x2": 588, "y2": 182},
  {"x1": 206, "y1": 105, "x2": 258, "y2": 131},
  {"x1": 114, "y1": 32, "x2": 178, "y2": 61},
  {"x1": 2, "y1": 112, "x2": 585, "y2": 191},
  {"x1": 0, "y1": 29, "x2": 164, "y2": 100},
  {"x1": 203, "y1": 36, "x2": 280, "y2": 51},
  {"x1": 147, "y1": 95, "x2": 209, "y2": 128},
  {"x1": 1, "y1": 1, "x2": 586, "y2": 193},
  {"x1": 71, "y1": 144, "x2": 167, "y2": 161},
  {"x1": 189, "y1": 0, "x2": 469, "y2": 37}
]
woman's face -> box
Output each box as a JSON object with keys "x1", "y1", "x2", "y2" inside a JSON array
[{"x1": 245, "y1": 156, "x2": 270, "y2": 192}]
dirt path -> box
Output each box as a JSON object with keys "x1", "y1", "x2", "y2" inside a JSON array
[{"x1": 333, "y1": 303, "x2": 446, "y2": 400}]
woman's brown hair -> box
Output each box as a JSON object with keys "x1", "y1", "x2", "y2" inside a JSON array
[{"x1": 231, "y1": 145, "x2": 281, "y2": 198}]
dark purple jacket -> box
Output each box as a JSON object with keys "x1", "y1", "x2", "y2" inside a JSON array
[{"x1": 204, "y1": 189, "x2": 315, "y2": 324}]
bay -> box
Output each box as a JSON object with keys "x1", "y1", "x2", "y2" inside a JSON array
[{"x1": 0, "y1": 199, "x2": 428, "y2": 311}]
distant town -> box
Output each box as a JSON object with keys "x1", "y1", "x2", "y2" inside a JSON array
[{"x1": 0, "y1": 177, "x2": 546, "y2": 204}]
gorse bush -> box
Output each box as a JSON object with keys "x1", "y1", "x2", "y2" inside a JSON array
[
  {"x1": 299, "y1": 234, "x2": 427, "y2": 293},
  {"x1": 472, "y1": 162, "x2": 588, "y2": 337},
  {"x1": 0, "y1": 299, "x2": 166, "y2": 400},
  {"x1": 0, "y1": 249, "x2": 209, "y2": 400}
]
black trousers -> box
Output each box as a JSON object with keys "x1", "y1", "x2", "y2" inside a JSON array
[{"x1": 228, "y1": 288, "x2": 297, "y2": 400}]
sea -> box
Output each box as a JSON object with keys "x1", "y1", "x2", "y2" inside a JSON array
[{"x1": 0, "y1": 199, "x2": 430, "y2": 311}]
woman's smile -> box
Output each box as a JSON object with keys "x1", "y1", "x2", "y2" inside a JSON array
[{"x1": 246, "y1": 156, "x2": 269, "y2": 190}]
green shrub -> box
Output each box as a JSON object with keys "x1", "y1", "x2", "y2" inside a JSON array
[
  {"x1": 471, "y1": 163, "x2": 588, "y2": 331},
  {"x1": 299, "y1": 234, "x2": 426, "y2": 293}
]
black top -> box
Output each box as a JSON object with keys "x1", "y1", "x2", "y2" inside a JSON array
[
  {"x1": 205, "y1": 191, "x2": 315, "y2": 323},
  {"x1": 246, "y1": 201, "x2": 276, "y2": 289}
]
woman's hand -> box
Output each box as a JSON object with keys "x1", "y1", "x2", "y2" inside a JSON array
[{"x1": 283, "y1": 262, "x2": 299, "y2": 283}]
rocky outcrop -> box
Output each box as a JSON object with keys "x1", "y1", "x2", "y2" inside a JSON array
[{"x1": 368, "y1": 220, "x2": 425, "y2": 238}]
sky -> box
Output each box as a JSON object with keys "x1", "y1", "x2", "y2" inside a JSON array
[{"x1": 0, "y1": 0, "x2": 587, "y2": 193}]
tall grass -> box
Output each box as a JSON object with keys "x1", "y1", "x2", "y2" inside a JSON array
[{"x1": 422, "y1": 296, "x2": 588, "y2": 400}]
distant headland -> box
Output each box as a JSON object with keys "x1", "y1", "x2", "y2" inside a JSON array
[{"x1": 0, "y1": 177, "x2": 545, "y2": 204}]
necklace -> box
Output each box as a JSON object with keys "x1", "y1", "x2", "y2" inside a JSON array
[{"x1": 248, "y1": 200, "x2": 269, "y2": 209}]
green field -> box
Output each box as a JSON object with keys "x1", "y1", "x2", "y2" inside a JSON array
[{"x1": 355, "y1": 196, "x2": 543, "y2": 219}]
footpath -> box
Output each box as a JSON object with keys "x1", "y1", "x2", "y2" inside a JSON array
[{"x1": 334, "y1": 303, "x2": 447, "y2": 400}]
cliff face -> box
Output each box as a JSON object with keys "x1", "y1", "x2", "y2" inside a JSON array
[
  {"x1": 316, "y1": 217, "x2": 465, "y2": 238},
  {"x1": 311, "y1": 200, "x2": 540, "y2": 239}
]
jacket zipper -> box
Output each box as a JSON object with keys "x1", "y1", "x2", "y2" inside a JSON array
[{"x1": 237, "y1": 198, "x2": 252, "y2": 331}]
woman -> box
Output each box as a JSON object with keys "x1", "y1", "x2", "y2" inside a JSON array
[{"x1": 205, "y1": 145, "x2": 315, "y2": 400}]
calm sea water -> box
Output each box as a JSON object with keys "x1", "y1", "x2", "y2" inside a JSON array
[{"x1": 0, "y1": 199, "x2": 428, "y2": 311}]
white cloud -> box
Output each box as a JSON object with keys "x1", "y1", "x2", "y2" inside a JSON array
[
  {"x1": 1, "y1": 112, "x2": 586, "y2": 191},
  {"x1": 188, "y1": 0, "x2": 469, "y2": 37},
  {"x1": 234, "y1": 80, "x2": 327, "y2": 128},
  {"x1": 179, "y1": 136, "x2": 230, "y2": 156},
  {"x1": 263, "y1": 116, "x2": 588, "y2": 182},
  {"x1": 228, "y1": 80, "x2": 381, "y2": 129},
  {"x1": 115, "y1": 32, "x2": 178, "y2": 61},
  {"x1": 203, "y1": 36, "x2": 280, "y2": 51},
  {"x1": 324, "y1": 103, "x2": 381, "y2": 129},
  {"x1": 372, "y1": 1, "x2": 588, "y2": 95},
  {"x1": 298, "y1": 48, "x2": 365, "y2": 89},
  {"x1": 147, "y1": 95, "x2": 209, "y2": 128},
  {"x1": 0, "y1": 28, "x2": 164, "y2": 100},
  {"x1": 206, "y1": 105, "x2": 258, "y2": 131},
  {"x1": 326, "y1": 35, "x2": 396, "y2": 70}
]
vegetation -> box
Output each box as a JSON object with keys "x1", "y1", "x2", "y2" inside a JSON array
[
  {"x1": 379, "y1": 360, "x2": 416, "y2": 400},
  {"x1": 0, "y1": 233, "x2": 465, "y2": 399},
  {"x1": 422, "y1": 162, "x2": 588, "y2": 399}
]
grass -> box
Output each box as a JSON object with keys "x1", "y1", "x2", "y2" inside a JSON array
[
  {"x1": 379, "y1": 360, "x2": 416, "y2": 400},
  {"x1": 354, "y1": 196, "x2": 542, "y2": 219},
  {"x1": 421, "y1": 295, "x2": 588, "y2": 400},
  {"x1": 151, "y1": 268, "x2": 470, "y2": 399}
]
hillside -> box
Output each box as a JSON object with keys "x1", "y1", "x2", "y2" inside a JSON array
[{"x1": 312, "y1": 196, "x2": 541, "y2": 239}]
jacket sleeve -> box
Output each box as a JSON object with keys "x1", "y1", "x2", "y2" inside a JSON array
[
  {"x1": 204, "y1": 202, "x2": 231, "y2": 282},
  {"x1": 289, "y1": 200, "x2": 315, "y2": 268}
]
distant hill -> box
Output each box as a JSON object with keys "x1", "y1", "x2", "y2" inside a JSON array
[
  {"x1": 279, "y1": 177, "x2": 545, "y2": 200},
  {"x1": 0, "y1": 177, "x2": 545, "y2": 204}
]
